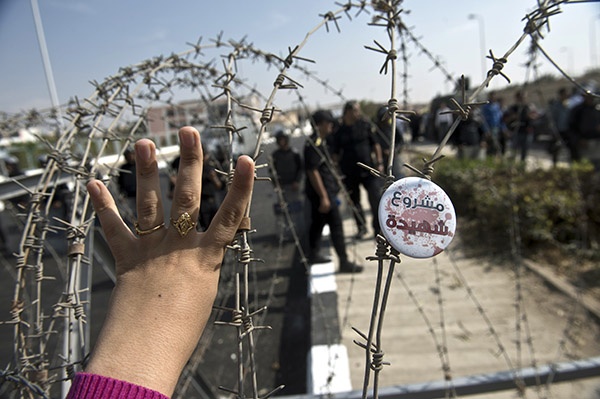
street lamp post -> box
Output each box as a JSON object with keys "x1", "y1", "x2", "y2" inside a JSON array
[
  {"x1": 31, "y1": 0, "x2": 63, "y2": 126},
  {"x1": 468, "y1": 13, "x2": 487, "y2": 82}
]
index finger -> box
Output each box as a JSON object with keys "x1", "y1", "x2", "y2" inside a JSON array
[{"x1": 204, "y1": 155, "x2": 254, "y2": 251}]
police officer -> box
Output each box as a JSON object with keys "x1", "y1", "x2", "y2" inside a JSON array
[{"x1": 304, "y1": 110, "x2": 363, "y2": 273}]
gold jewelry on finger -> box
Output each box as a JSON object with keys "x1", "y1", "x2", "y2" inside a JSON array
[
  {"x1": 170, "y1": 212, "x2": 196, "y2": 237},
  {"x1": 134, "y1": 221, "x2": 165, "y2": 236}
]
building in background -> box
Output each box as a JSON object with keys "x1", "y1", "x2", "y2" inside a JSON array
[
  {"x1": 147, "y1": 99, "x2": 209, "y2": 146},
  {"x1": 147, "y1": 96, "x2": 305, "y2": 150}
]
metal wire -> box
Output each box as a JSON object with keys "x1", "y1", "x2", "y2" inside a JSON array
[{"x1": 1, "y1": 1, "x2": 599, "y2": 397}]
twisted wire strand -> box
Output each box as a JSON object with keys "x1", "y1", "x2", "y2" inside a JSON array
[
  {"x1": 210, "y1": 40, "x2": 308, "y2": 399},
  {"x1": 354, "y1": 4, "x2": 408, "y2": 399},
  {"x1": 216, "y1": 46, "x2": 264, "y2": 399},
  {"x1": 294, "y1": 95, "x2": 372, "y2": 237},
  {"x1": 180, "y1": 30, "x2": 366, "y2": 394},
  {"x1": 507, "y1": 26, "x2": 562, "y2": 397},
  {"x1": 290, "y1": 100, "x2": 365, "y2": 394},
  {"x1": 546, "y1": 287, "x2": 593, "y2": 394},
  {"x1": 247, "y1": 3, "x2": 358, "y2": 161},
  {"x1": 484, "y1": 173, "x2": 595, "y2": 399},
  {"x1": 268, "y1": 162, "x2": 345, "y2": 392},
  {"x1": 395, "y1": 270, "x2": 457, "y2": 395},
  {"x1": 1, "y1": 0, "x2": 597, "y2": 397},
  {"x1": 446, "y1": 247, "x2": 525, "y2": 390},
  {"x1": 418, "y1": 0, "x2": 570, "y2": 170},
  {"x1": 5, "y1": 41, "x2": 253, "y2": 396},
  {"x1": 432, "y1": 258, "x2": 458, "y2": 397}
]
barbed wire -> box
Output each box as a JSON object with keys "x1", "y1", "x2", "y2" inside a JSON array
[
  {"x1": 351, "y1": 1, "x2": 598, "y2": 393},
  {"x1": 394, "y1": 266, "x2": 457, "y2": 395},
  {"x1": 1, "y1": 0, "x2": 599, "y2": 397},
  {"x1": 511, "y1": 27, "x2": 547, "y2": 399}
]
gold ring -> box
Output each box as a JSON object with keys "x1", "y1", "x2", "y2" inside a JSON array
[
  {"x1": 170, "y1": 212, "x2": 196, "y2": 237},
  {"x1": 134, "y1": 221, "x2": 165, "y2": 236}
]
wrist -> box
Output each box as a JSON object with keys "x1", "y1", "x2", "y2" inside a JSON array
[
  {"x1": 86, "y1": 267, "x2": 219, "y2": 396},
  {"x1": 68, "y1": 372, "x2": 169, "y2": 399}
]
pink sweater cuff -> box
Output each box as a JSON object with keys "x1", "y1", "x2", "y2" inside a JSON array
[{"x1": 66, "y1": 372, "x2": 169, "y2": 399}]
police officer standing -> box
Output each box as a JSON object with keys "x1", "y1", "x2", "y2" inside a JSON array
[
  {"x1": 331, "y1": 101, "x2": 384, "y2": 238},
  {"x1": 304, "y1": 110, "x2": 363, "y2": 273}
]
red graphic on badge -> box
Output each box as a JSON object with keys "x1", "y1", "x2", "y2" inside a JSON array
[{"x1": 378, "y1": 177, "x2": 456, "y2": 258}]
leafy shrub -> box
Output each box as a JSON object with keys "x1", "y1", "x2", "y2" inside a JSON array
[{"x1": 431, "y1": 158, "x2": 599, "y2": 260}]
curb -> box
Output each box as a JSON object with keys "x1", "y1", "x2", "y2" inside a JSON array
[
  {"x1": 523, "y1": 259, "x2": 600, "y2": 321},
  {"x1": 307, "y1": 226, "x2": 353, "y2": 395}
]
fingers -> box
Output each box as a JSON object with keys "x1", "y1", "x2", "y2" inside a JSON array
[
  {"x1": 169, "y1": 127, "x2": 203, "y2": 236},
  {"x1": 87, "y1": 179, "x2": 135, "y2": 257},
  {"x1": 205, "y1": 155, "x2": 254, "y2": 251},
  {"x1": 134, "y1": 139, "x2": 165, "y2": 233}
]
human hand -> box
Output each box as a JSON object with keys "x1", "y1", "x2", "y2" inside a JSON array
[
  {"x1": 318, "y1": 196, "x2": 331, "y2": 213},
  {"x1": 84, "y1": 127, "x2": 254, "y2": 396}
]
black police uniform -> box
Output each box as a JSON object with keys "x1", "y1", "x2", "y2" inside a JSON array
[
  {"x1": 304, "y1": 133, "x2": 350, "y2": 266},
  {"x1": 331, "y1": 118, "x2": 382, "y2": 235}
]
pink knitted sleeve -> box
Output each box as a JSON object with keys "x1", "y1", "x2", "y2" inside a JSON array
[{"x1": 66, "y1": 372, "x2": 170, "y2": 399}]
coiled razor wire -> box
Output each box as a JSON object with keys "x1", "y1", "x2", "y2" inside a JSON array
[{"x1": 1, "y1": 0, "x2": 599, "y2": 398}]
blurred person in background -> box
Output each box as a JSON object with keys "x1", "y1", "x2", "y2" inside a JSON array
[
  {"x1": 4, "y1": 156, "x2": 29, "y2": 209},
  {"x1": 548, "y1": 87, "x2": 573, "y2": 163},
  {"x1": 481, "y1": 91, "x2": 506, "y2": 156},
  {"x1": 38, "y1": 154, "x2": 71, "y2": 220},
  {"x1": 271, "y1": 130, "x2": 304, "y2": 240},
  {"x1": 453, "y1": 111, "x2": 486, "y2": 160},
  {"x1": 374, "y1": 105, "x2": 405, "y2": 178},
  {"x1": 304, "y1": 110, "x2": 363, "y2": 273},
  {"x1": 569, "y1": 84, "x2": 600, "y2": 169},
  {"x1": 331, "y1": 100, "x2": 383, "y2": 239},
  {"x1": 408, "y1": 109, "x2": 422, "y2": 143},
  {"x1": 117, "y1": 147, "x2": 137, "y2": 223},
  {"x1": 503, "y1": 90, "x2": 538, "y2": 162},
  {"x1": 434, "y1": 101, "x2": 453, "y2": 143}
]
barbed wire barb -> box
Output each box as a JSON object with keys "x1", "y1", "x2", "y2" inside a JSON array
[{"x1": 1, "y1": 0, "x2": 598, "y2": 397}]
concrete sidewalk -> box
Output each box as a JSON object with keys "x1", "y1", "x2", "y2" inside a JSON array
[
  {"x1": 303, "y1": 140, "x2": 600, "y2": 397},
  {"x1": 325, "y1": 211, "x2": 600, "y2": 398}
]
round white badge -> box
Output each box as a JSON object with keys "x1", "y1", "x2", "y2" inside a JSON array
[{"x1": 378, "y1": 177, "x2": 456, "y2": 259}]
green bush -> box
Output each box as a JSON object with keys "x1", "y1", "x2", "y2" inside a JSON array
[{"x1": 431, "y1": 158, "x2": 599, "y2": 260}]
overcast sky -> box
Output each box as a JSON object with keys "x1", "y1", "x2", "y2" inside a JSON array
[{"x1": 1, "y1": 0, "x2": 598, "y2": 114}]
